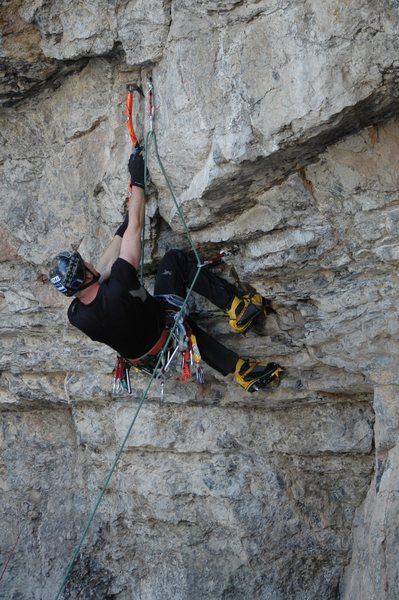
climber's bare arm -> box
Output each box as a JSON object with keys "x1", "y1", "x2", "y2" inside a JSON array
[
  {"x1": 119, "y1": 186, "x2": 145, "y2": 271},
  {"x1": 97, "y1": 151, "x2": 145, "y2": 279},
  {"x1": 96, "y1": 235, "x2": 123, "y2": 283}
]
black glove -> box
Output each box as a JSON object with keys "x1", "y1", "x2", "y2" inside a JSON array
[
  {"x1": 128, "y1": 148, "x2": 145, "y2": 189},
  {"x1": 114, "y1": 213, "x2": 129, "y2": 237}
]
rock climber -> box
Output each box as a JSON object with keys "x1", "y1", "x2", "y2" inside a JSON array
[{"x1": 49, "y1": 150, "x2": 285, "y2": 392}]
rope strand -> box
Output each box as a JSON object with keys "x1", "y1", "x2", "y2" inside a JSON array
[{"x1": 55, "y1": 127, "x2": 202, "y2": 599}]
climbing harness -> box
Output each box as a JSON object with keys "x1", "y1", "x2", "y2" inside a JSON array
[
  {"x1": 54, "y1": 78, "x2": 207, "y2": 600},
  {"x1": 113, "y1": 303, "x2": 204, "y2": 399}
]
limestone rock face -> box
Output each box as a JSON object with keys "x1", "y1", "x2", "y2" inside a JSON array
[{"x1": 1, "y1": 1, "x2": 398, "y2": 599}]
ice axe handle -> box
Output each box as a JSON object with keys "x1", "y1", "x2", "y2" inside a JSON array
[{"x1": 126, "y1": 84, "x2": 144, "y2": 148}]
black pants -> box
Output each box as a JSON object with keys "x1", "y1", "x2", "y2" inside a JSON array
[{"x1": 154, "y1": 249, "x2": 239, "y2": 376}]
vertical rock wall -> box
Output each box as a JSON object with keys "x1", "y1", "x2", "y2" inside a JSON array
[{"x1": 1, "y1": 1, "x2": 398, "y2": 599}]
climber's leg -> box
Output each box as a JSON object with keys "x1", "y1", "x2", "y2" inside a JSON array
[
  {"x1": 189, "y1": 319, "x2": 285, "y2": 390},
  {"x1": 188, "y1": 320, "x2": 238, "y2": 376},
  {"x1": 154, "y1": 249, "x2": 265, "y2": 332},
  {"x1": 154, "y1": 249, "x2": 236, "y2": 309}
]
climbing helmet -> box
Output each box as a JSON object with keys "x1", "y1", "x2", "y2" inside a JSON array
[{"x1": 49, "y1": 251, "x2": 87, "y2": 296}]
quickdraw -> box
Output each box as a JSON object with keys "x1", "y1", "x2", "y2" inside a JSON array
[
  {"x1": 198, "y1": 245, "x2": 239, "y2": 267},
  {"x1": 179, "y1": 331, "x2": 204, "y2": 385},
  {"x1": 147, "y1": 76, "x2": 154, "y2": 132},
  {"x1": 190, "y1": 333, "x2": 205, "y2": 384},
  {"x1": 112, "y1": 356, "x2": 132, "y2": 395}
]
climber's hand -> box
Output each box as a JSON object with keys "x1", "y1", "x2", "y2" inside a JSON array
[{"x1": 128, "y1": 148, "x2": 145, "y2": 189}]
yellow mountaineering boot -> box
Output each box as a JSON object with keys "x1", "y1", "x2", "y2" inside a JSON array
[
  {"x1": 227, "y1": 293, "x2": 265, "y2": 333},
  {"x1": 235, "y1": 358, "x2": 285, "y2": 393}
]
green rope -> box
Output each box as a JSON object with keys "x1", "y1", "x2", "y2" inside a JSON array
[
  {"x1": 147, "y1": 130, "x2": 202, "y2": 266},
  {"x1": 140, "y1": 127, "x2": 202, "y2": 279},
  {"x1": 55, "y1": 129, "x2": 203, "y2": 600},
  {"x1": 55, "y1": 268, "x2": 201, "y2": 600}
]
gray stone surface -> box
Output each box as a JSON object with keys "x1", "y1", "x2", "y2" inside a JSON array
[
  {"x1": 1, "y1": 1, "x2": 399, "y2": 599},
  {"x1": 341, "y1": 386, "x2": 399, "y2": 600}
]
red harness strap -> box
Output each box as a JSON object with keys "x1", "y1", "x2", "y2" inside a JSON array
[{"x1": 128, "y1": 328, "x2": 169, "y2": 365}]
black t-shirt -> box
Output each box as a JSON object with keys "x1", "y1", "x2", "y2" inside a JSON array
[{"x1": 68, "y1": 258, "x2": 165, "y2": 358}]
